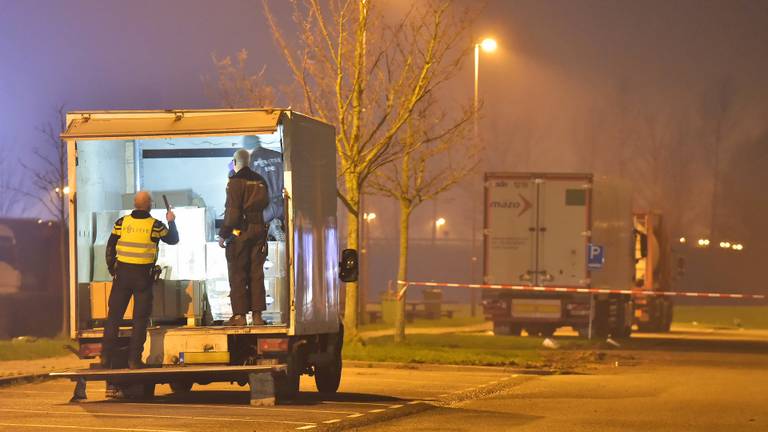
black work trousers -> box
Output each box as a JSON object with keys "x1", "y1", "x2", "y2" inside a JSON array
[
  {"x1": 226, "y1": 223, "x2": 268, "y2": 315},
  {"x1": 102, "y1": 262, "x2": 153, "y2": 364}
]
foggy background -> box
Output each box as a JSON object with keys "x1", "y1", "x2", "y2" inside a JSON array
[{"x1": 1, "y1": 0, "x2": 767, "y2": 302}]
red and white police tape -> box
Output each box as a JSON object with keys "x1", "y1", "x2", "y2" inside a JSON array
[{"x1": 395, "y1": 280, "x2": 766, "y2": 301}]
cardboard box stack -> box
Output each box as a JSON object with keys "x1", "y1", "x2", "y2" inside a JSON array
[
  {"x1": 205, "y1": 242, "x2": 232, "y2": 322},
  {"x1": 204, "y1": 240, "x2": 289, "y2": 324},
  {"x1": 263, "y1": 241, "x2": 288, "y2": 324},
  {"x1": 89, "y1": 279, "x2": 206, "y2": 325}
]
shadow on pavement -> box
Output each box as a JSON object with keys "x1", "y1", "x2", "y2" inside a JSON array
[{"x1": 92, "y1": 389, "x2": 404, "y2": 406}]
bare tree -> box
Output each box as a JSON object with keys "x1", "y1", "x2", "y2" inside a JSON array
[
  {"x1": 0, "y1": 142, "x2": 31, "y2": 217},
  {"x1": 204, "y1": 49, "x2": 277, "y2": 108},
  {"x1": 12, "y1": 106, "x2": 70, "y2": 335},
  {"x1": 699, "y1": 77, "x2": 739, "y2": 240},
  {"x1": 370, "y1": 99, "x2": 477, "y2": 342},
  {"x1": 259, "y1": 0, "x2": 477, "y2": 339}
]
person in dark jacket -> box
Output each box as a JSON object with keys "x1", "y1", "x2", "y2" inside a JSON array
[
  {"x1": 219, "y1": 149, "x2": 270, "y2": 326},
  {"x1": 102, "y1": 191, "x2": 179, "y2": 369}
]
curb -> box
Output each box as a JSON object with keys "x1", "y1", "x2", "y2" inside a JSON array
[
  {"x1": 343, "y1": 360, "x2": 555, "y2": 375},
  {"x1": 0, "y1": 372, "x2": 54, "y2": 388}
]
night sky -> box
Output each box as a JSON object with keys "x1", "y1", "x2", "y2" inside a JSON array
[{"x1": 2, "y1": 0, "x2": 767, "y2": 251}]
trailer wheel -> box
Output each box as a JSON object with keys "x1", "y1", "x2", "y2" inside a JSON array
[
  {"x1": 660, "y1": 300, "x2": 673, "y2": 332},
  {"x1": 169, "y1": 381, "x2": 193, "y2": 394},
  {"x1": 120, "y1": 383, "x2": 155, "y2": 399},
  {"x1": 492, "y1": 322, "x2": 521, "y2": 336},
  {"x1": 524, "y1": 325, "x2": 555, "y2": 337}
]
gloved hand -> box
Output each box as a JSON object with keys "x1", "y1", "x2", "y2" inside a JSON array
[{"x1": 268, "y1": 218, "x2": 286, "y2": 241}]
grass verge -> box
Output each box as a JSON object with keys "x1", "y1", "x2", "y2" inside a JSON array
[
  {"x1": 673, "y1": 306, "x2": 768, "y2": 329},
  {"x1": 0, "y1": 337, "x2": 72, "y2": 361},
  {"x1": 344, "y1": 333, "x2": 568, "y2": 367},
  {"x1": 359, "y1": 316, "x2": 485, "y2": 332}
]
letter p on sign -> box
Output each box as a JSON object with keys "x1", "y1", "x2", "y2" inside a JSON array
[{"x1": 587, "y1": 244, "x2": 604, "y2": 269}]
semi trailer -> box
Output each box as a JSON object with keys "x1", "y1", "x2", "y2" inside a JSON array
[{"x1": 481, "y1": 172, "x2": 635, "y2": 338}]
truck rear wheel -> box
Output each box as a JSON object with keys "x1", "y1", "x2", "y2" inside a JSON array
[
  {"x1": 274, "y1": 354, "x2": 300, "y2": 401},
  {"x1": 169, "y1": 381, "x2": 193, "y2": 394},
  {"x1": 315, "y1": 351, "x2": 342, "y2": 394}
]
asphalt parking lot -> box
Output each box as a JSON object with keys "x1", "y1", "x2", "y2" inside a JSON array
[{"x1": 0, "y1": 364, "x2": 521, "y2": 431}]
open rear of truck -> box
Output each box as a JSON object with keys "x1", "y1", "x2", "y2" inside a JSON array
[
  {"x1": 56, "y1": 109, "x2": 353, "y2": 403},
  {"x1": 482, "y1": 173, "x2": 634, "y2": 338}
]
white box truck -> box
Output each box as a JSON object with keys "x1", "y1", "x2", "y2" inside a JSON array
[
  {"x1": 52, "y1": 109, "x2": 357, "y2": 404},
  {"x1": 482, "y1": 172, "x2": 634, "y2": 338}
]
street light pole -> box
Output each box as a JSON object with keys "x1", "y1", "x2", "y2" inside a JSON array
[
  {"x1": 471, "y1": 43, "x2": 480, "y2": 318},
  {"x1": 470, "y1": 37, "x2": 496, "y2": 318}
]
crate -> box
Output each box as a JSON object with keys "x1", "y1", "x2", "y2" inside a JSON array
[
  {"x1": 89, "y1": 279, "x2": 206, "y2": 324},
  {"x1": 90, "y1": 281, "x2": 133, "y2": 320}
]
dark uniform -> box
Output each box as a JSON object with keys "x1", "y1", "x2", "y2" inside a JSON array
[
  {"x1": 219, "y1": 167, "x2": 270, "y2": 318},
  {"x1": 249, "y1": 146, "x2": 284, "y2": 224},
  {"x1": 103, "y1": 210, "x2": 179, "y2": 367}
]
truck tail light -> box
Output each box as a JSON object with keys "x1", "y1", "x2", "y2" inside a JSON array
[
  {"x1": 258, "y1": 338, "x2": 289, "y2": 354},
  {"x1": 79, "y1": 343, "x2": 102, "y2": 358}
]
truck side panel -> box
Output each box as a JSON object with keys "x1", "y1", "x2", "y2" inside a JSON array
[
  {"x1": 590, "y1": 177, "x2": 634, "y2": 291},
  {"x1": 283, "y1": 113, "x2": 340, "y2": 336}
]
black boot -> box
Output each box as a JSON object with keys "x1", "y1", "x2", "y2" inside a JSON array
[
  {"x1": 98, "y1": 353, "x2": 111, "y2": 369},
  {"x1": 251, "y1": 312, "x2": 265, "y2": 326},
  {"x1": 225, "y1": 314, "x2": 247, "y2": 326}
]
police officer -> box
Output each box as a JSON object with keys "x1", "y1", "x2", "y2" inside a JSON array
[
  {"x1": 219, "y1": 148, "x2": 270, "y2": 326},
  {"x1": 102, "y1": 191, "x2": 179, "y2": 369}
]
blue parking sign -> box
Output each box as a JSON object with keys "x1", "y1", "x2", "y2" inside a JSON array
[{"x1": 587, "y1": 244, "x2": 604, "y2": 269}]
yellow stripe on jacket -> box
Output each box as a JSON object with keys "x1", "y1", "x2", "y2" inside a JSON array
[{"x1": 115, "y1": 215, "x2": 158, "y2": 264}]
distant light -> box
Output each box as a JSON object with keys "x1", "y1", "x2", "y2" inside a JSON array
[
  {"x1": 697, "y1": 238, "x2": 710, "y2": 247},
  {"x1": 54, "y1": 187, "x2": 60, "y2": 194},
  {"x1": 63, "y1": 186, "x2": 70, "y2": 194},
  {"x1": 363, "y1": 212, "x2": 376, "y2": 222},
  {"x1": 480, "y1": 38, "x2": 497, "y2": 53},
  {"x1": 679, "y1": 237, "x2": 686, "y2": 244},
  {"x1": 732, "y1": 244, "x2": 744, "y2": 251},
  {"x1": 435, "y1": 217, "x2": 446, "y2": 228},
  {"x1": 37, "y1": 219, "x2": 43, "y2": 224}
]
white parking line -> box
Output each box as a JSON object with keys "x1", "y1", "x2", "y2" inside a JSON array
[
  {"x1": 322, "y1": 419, "x2": 341, "y2": 424},
  {"x1": 319, "y1": 401, "x2": 392, "y2": 407},
  {"x1": 124, "y1": 401, "x2": 360, "y2": 416},
  {"x1": 295, "y1": 426, "x2": 317, "y2": 430},
  {"x1": 0, "y1": 408, "x2": 315, "y2": 426},
  {"x1": 347, "y1": 413, "x2": 364, "y2": 418},
  {"x1": 0, "y1": 423, "x2": 185, "y2": 432},
  {"x1": 368, "y1": 409, "x2": 386, "y2": 413}
]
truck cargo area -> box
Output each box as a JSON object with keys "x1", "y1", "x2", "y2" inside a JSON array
[{"x1": 59, "y1": 109, "x2": 352, "y2": 404}]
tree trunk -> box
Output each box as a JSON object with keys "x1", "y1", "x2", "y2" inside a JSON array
[
  {"x1": 394, "y1": 202, "x2": 411, "y2": 343},
  {"x1": 342, "y1": 180, "x2": 360, "y2": 342}
]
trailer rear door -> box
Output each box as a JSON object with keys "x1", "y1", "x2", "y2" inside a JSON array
[
  {"x1": 537, "y1": 177, "x2": 591, "y2": 286},
  {"x1": 484, "y1": 175, "x2": 536, "y2": 285}
]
